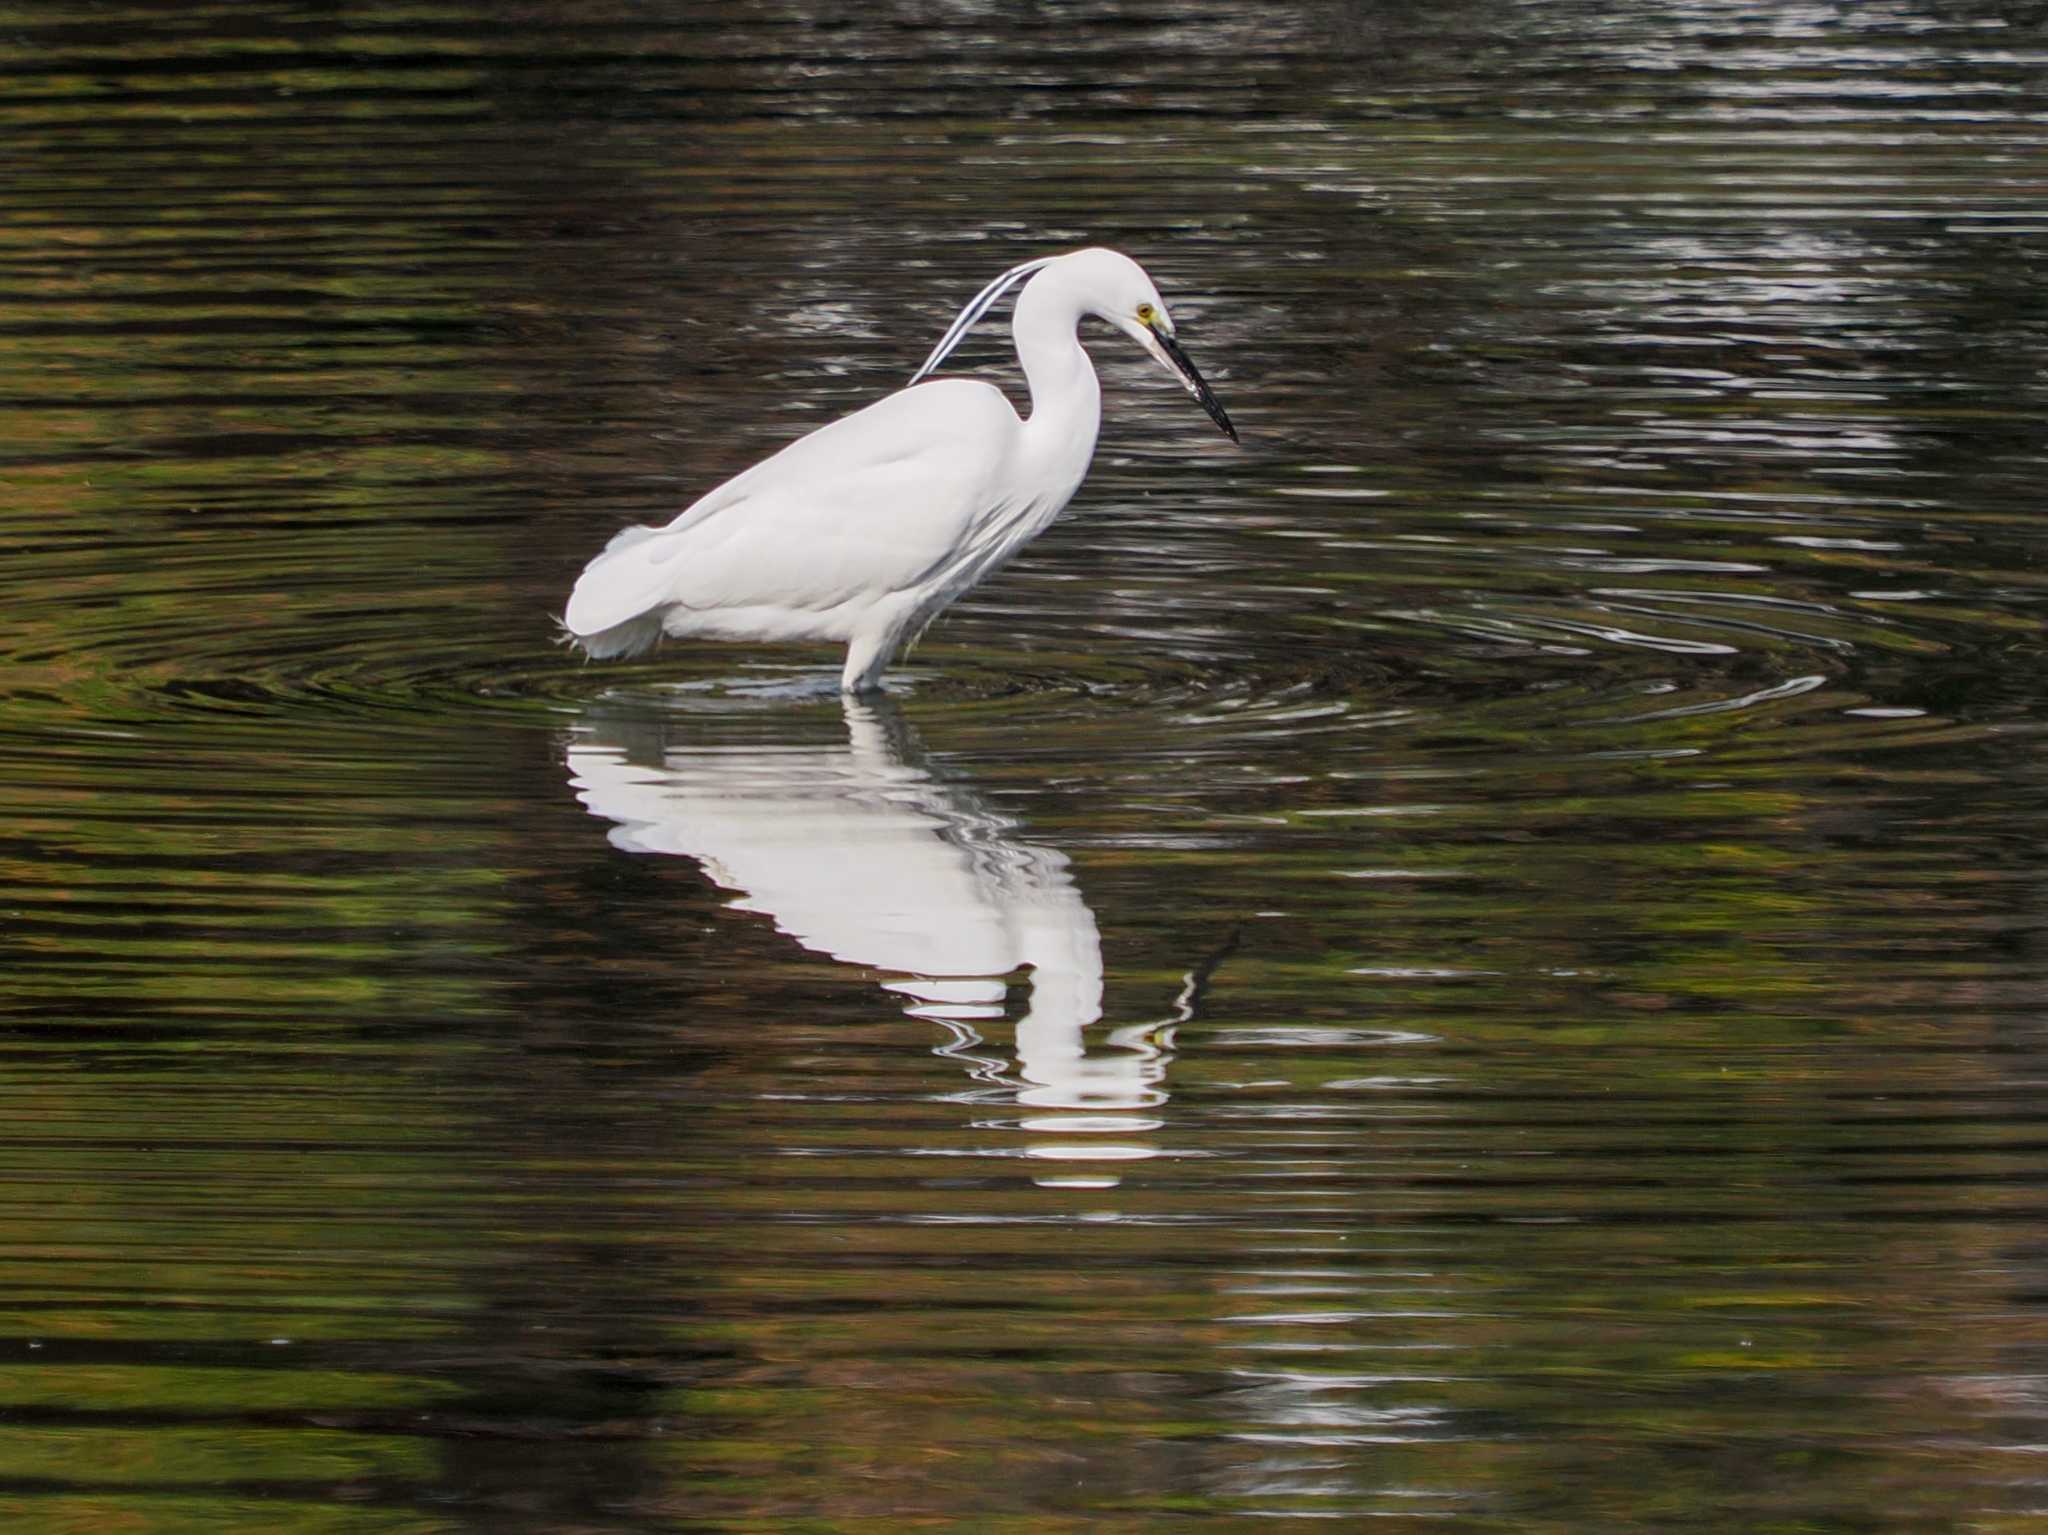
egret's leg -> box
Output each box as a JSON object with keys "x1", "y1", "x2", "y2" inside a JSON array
[{"x1": 839, "y1": 627, "x2": 901, "y2": 694}]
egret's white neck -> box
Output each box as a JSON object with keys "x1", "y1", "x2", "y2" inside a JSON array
[{"x1": 1012, "y1": 271, "x2": 1102, "y2": 480}]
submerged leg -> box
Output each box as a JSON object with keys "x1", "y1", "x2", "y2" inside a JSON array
[{"x1": 839, "y1": 626, "x2": 902, "y2": 694}]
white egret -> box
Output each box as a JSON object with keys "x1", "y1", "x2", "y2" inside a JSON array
[{"x1": 562, "y1": 247, "x2": 1237, "y2": 692}]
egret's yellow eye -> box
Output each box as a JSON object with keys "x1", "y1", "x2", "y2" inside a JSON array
[{"x1": 1136, "y1": 302, "x2": 1157, "y2": 325}]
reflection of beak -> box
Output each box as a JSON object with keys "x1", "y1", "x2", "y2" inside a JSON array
[{"x1": 1138, "y1": 323, "x2": 1239, "y2": 443}]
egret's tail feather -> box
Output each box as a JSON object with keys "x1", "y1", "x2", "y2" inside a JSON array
[
  {"x1": 602, "y1": 523, "x2": 662, "y2": 556},
  {"x1": 564, "y1": 520, "x2": 689, "y2": 658},
  {"x1": 569, "y1": 607, "x2": 665, "y2": 660}
]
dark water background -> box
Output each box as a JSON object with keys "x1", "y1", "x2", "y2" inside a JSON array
[{"x1": 4, "y1": 2, "x2": 2048, "y2": 1529}]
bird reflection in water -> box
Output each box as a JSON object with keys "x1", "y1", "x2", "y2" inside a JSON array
[{"x1": 566, "y1": 695, "x2": 1217, "y2": 1187}]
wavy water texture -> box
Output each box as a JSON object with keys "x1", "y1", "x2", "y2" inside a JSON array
[{"x1": 2, "y1": 2, "x2": 2047, "y2": 1531}]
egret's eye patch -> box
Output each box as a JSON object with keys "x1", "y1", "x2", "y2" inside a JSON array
[{"x1": 1136, "y1": 302, "x2": 1157, "y2": 325}]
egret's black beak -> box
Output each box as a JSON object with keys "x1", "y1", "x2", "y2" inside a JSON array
[{"x1": 1147, "y1": 325, "x2": 1239, "y2": 444}]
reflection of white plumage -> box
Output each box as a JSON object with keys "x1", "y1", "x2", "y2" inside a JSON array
[
  {"x1": 563, "y1": 248, "x2": 1237, "y2": 693},
  {"x1": 565, "y1": 697, "x2": 1169, "y2": 1113}
]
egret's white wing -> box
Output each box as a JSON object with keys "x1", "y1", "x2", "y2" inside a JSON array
[{"x1": 565, "y1": 380, "x2": 1021, "y2": 642}]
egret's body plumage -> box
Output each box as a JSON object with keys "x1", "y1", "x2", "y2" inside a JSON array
[{"x1": 564, "y1": 247, "x2": 1235, "y2": 692}]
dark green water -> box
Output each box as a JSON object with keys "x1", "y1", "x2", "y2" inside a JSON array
[{"x1": 4, "y1": 2, "x2": 2048, "y2": 1529}]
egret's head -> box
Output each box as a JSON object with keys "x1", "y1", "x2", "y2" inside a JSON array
[
  {"x1": 907, "y1": 246, "x2": 1238, "y2": 444},
  {"x1": 1063, "y1": 247, "x2": 1238, "y2": 443}
]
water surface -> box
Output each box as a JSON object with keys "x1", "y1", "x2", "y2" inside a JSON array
[{"x1": 4, "y1": 2, "x2": 2048, "y2": 1529}]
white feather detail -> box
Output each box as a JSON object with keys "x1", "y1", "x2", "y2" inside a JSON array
[
  {"x1": 907, "y1": 256, "x2": 1058, "y2": 385},
  {"x1": 563, "y1": 379, "x2": 1026, "y2": 651}
]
